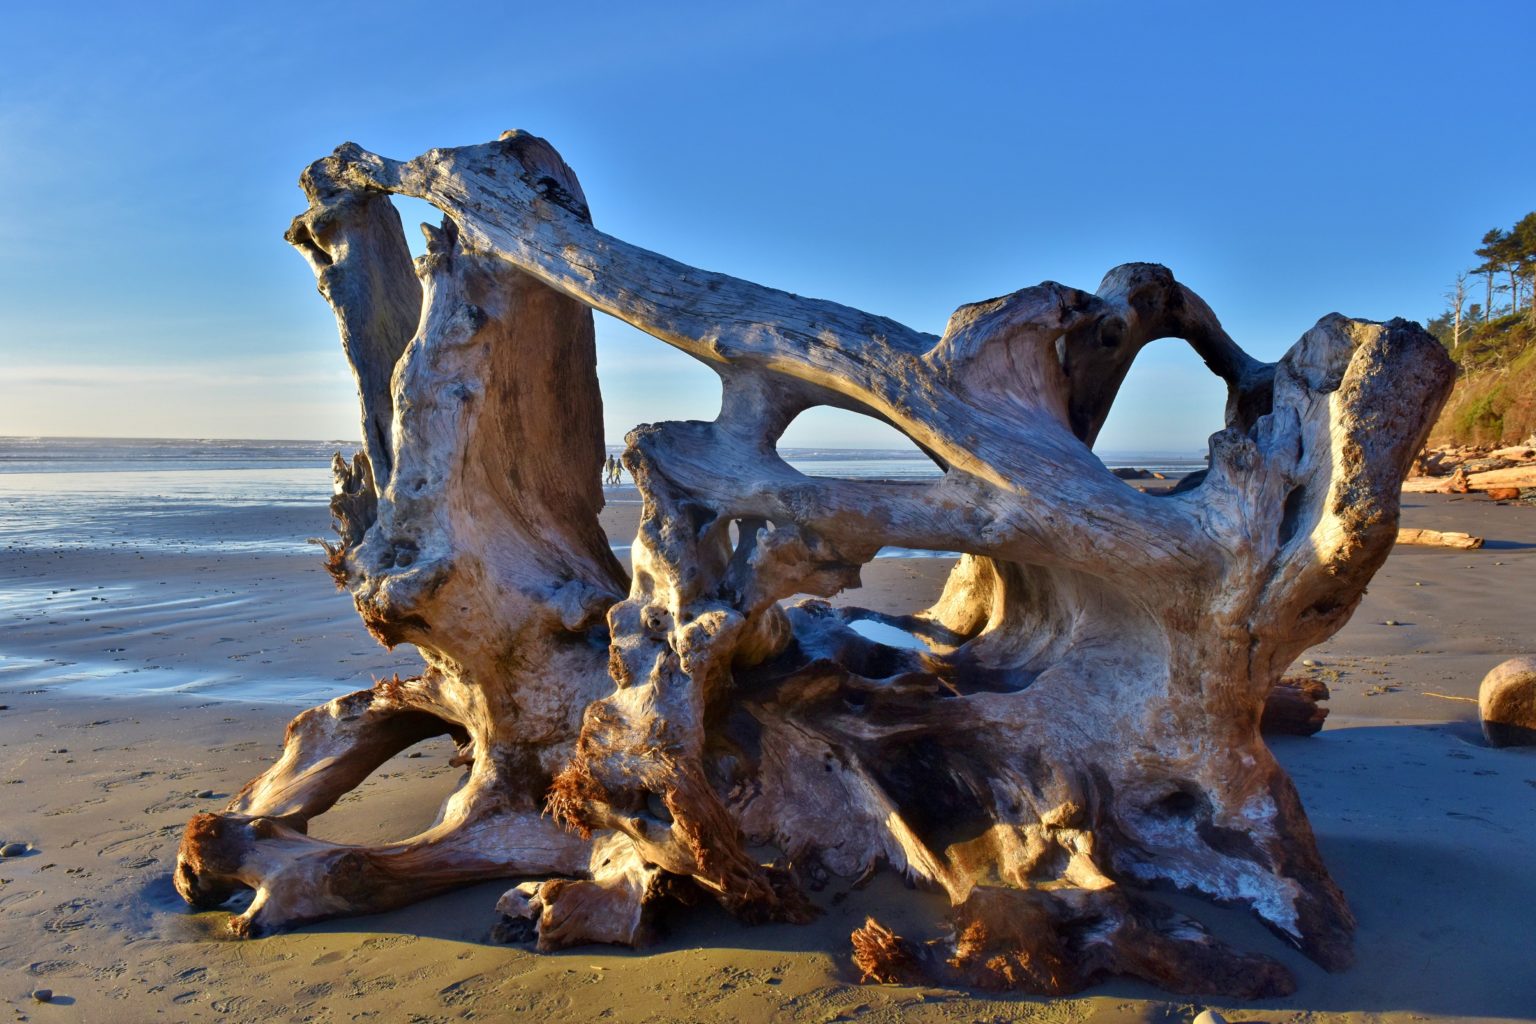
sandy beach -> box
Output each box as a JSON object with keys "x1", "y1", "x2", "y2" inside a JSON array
[{"x1": 2, "y1": 484, "x2": 1533, "y2": 1023}]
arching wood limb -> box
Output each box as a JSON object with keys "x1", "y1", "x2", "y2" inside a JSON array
[
  {"x1": 220, "y1": 677, "x2": 459, "y2": 825},
  {"x1": 179, "y1": 132, "x2": 1455, "y2": 999},
  {"x1": 176, "y1": 781, "x2": 589, "y2": 938}
]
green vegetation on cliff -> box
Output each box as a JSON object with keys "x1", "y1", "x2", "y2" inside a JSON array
[{"x1": 1425, "y1": 212, "x2": 1536, "y2": 445}]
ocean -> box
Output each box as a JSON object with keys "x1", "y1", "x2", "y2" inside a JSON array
[
  {"x1": 0, "y1": 437, "x2": 1207, "y2": 556},
  {"x1": 0, "y1": 437, "x2": 1206, "y2": 703}
]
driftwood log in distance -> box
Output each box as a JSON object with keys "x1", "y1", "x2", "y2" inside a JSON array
[
  {"x1": 175, "y1": 131, "x2": 1455, "y2": 997},
  {"x1": 1396, "y1": 528, "x2": 1485, "y2": 549},
  {"x1": 1403, "y1": 465, "x2": 1536, "y2": 493}
]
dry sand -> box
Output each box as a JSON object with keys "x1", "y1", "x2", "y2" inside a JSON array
[{"x1": 1, "y1": 488, "x2": 1534, "y2": 1023}]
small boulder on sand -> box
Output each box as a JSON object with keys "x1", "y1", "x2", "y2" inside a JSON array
[{"x1": 1479, "y1": 656, "x2": 1536, "y2": 747}]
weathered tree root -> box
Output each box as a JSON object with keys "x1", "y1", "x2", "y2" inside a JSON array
[
  {"x1": 173, "y1": 677, "x2": 591, "y2": 936},
  {"x1": 176, "y1": 800, "x2": 588, "y2": 938},
  {"x1": 853, "y1": 887, "x2": 1295, "y2": 998},
  {"x1": 175, "y1": 130, "x2": 1454, "y2": 997}
]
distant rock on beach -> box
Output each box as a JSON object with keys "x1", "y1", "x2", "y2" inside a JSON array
[{"x1": 1479, "y1": 656, "x2": 1536, "y2": 747}]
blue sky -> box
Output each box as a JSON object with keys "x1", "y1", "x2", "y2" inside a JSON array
[{"x1": 2, "y1": 0, "x2": 1532, "y2": 451}]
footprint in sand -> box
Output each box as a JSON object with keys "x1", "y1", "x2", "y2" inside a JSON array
[
  {"x1": 169, "y1": 967, "x2": 209, "y2": 1006},
  {"x1": 209, "y1": 995, "x2": 253, "y2": 1015},
  {"x1": 44, "y1": 897, "x2": 99, "y2": 933},
  {"x1": 143, "y1": 793, "x2": 201, "y2": 815},
  {"x1": 98, "y1": 823, "x2": 181, "y2": 858},
  {"x1": 100, "y1": 769, "x2": 156, "y2": 792}
]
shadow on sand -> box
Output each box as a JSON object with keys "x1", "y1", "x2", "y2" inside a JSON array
[{"x1": 145, "y1": 720, "x2": 1535, "y2": 1021}]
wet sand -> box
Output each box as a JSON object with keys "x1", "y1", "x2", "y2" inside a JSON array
[{"x1": 1, "y1": 489, "x2": 1534, "y2": 1022}]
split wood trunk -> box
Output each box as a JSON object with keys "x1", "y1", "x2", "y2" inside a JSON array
[{"x1": 175, "y1": 131, "x2": 1454, "y2": 998}]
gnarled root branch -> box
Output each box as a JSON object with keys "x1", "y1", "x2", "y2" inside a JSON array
[
  {"x1": 176, "y1": 797, "x2": 587, "y2": 937},
  {"x1": 854, "y1": 887, "x2": 1294, "y2": 998},
  {"x1": 174, "y1": 677, "x2": 589, "y2": 935},
  {"x1": 495, "y1": 834, "x2": 673, "y2": 950}
]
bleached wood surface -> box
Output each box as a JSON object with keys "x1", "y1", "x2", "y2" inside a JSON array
[{"x1": 176, "y1": 131, "x2": 1455, "y2": 997}]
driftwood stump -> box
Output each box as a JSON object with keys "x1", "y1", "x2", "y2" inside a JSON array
[{"x1": 175, "y1": 131, "x2": 1454, "y2": 997}]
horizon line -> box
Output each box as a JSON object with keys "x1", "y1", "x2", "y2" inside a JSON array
[{"x1": 0, "y1": 433, "x2": 1209, "y2": 455}]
